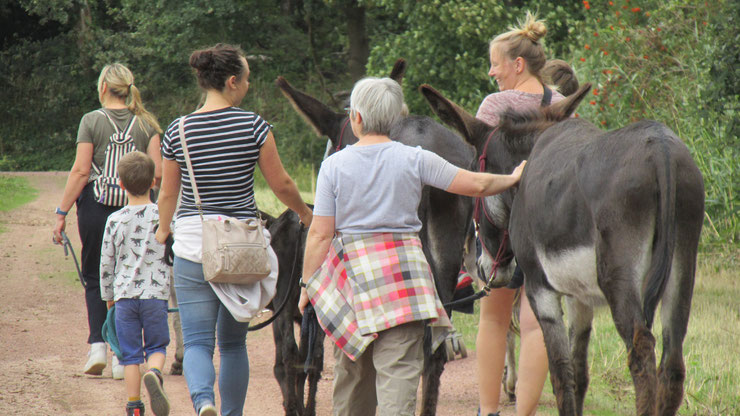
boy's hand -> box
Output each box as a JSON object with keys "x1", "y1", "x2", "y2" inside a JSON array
[
  {"x1": 155, "y1": 226, "x2": 169, "y2": 245},
  {"x1": 106, "y1": 300, "x2": 114, "y2": 310}
]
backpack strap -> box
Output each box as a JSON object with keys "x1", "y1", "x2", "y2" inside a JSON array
[
  {"x1": 121, "y1": 114, "x2": 137, "y2": 138},
  {"x1": 97, "y1": 109, "x2": 121, "y2": 134},
  {"x1": 97, "y1": 109, "x2": 137, "y2": 141},
  {"x1": 540, "y1": 85, "x2": 553, "y2": 107}
]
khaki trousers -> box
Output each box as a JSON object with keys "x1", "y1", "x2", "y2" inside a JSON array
[{"x1": 332, "y1": 321, "x2": 425, "y2": 416}]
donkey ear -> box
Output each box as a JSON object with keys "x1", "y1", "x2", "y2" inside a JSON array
[
  {"x1": 420, "y1": 84, "x2": 489, "y2": 148},
  {"x1": 547, "y1": 82, "x2": 592, "y2": 121},
  {"x1": 390, "y1": 58, "x2": 407, "y2": 85},
  {"x1": 276, "y1": 76, "x2": 343, "y2": 138}
]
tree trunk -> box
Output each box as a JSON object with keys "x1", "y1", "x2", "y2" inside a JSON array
[{"x1": 344, "y1": 1, "x2": 368, "y2": 82}]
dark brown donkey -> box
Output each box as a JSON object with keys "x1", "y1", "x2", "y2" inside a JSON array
[
  {"x1": 275, "y1": 59, "x2": 475, "y2": 415},
  {"x1": 420, "y1": 83, "x2": 705, "y2": 416}
]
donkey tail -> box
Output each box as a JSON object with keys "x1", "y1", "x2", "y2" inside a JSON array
[{"x1": 643, "y1": 136, "x2": 678, "y2": 328}]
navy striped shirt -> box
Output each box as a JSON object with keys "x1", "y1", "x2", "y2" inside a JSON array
[{"x1": 161, "y1": 107, "x2": 270, "y2": 219}]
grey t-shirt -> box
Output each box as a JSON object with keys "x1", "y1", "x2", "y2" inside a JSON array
[
  {"x1": 76, "y1": 108, "x2": 157, "y2": 178},
  {"x1": 313, "y1": 141, "x2": 459, "y2": 233}
]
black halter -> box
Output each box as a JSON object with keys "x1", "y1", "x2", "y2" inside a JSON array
[
  {"x1": 446, "y1": 86, "x2": 552, "y2": 308},
  {"x1": 473, "y1": 126, "x2": 514, "y2": 290}
]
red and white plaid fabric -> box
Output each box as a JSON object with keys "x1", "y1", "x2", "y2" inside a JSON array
[{"x1": 306, "y1": 232, "x2": 452, "y2": 360}]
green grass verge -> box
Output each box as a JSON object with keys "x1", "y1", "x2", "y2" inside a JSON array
[
  {"x1": 0, "y1": 174, "x2": 39, "y2": 233},
  {"x1": 253, "y1": 165, "x2": 316, "y2": 218},
  {"x1": 0, "y1": 175, "x2": 38, "y2": 211}
]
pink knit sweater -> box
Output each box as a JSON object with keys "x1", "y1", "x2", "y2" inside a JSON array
[{"x1": 476, "y1": 89, "x2": 565, "y2": 126}]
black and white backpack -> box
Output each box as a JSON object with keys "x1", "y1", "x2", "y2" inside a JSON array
[{"x1": 92, "y1": 110, "x2": 137, "y2": 206}]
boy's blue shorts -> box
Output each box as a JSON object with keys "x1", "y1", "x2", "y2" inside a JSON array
[{"x1": 114, "y1": 298, "x2": 170, "y2": 366}]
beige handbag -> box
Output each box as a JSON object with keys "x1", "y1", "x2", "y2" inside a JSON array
[{"x1": 179, "y1": 117, "x2": 271, "y2": 284}]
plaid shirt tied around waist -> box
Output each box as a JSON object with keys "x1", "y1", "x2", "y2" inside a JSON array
[{"x1": 306, "y1": 232, "x2": 452, "y2": 361}]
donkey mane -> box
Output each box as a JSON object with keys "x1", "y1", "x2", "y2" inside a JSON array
[{"x1": 498, "y1": 106, "x2": 557, "y2": 154}]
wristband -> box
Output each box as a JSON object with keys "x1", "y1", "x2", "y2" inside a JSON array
[
  {"x1": 55, "y1": 207, "x2": 68, "y2": 216},
  {"x1": 299, "y1": 280, "x2": 307, "y2": 288}
]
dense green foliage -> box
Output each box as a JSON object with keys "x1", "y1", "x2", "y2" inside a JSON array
[{"x1": 1, "y1": 0, "x2": 736, "y2": 243}]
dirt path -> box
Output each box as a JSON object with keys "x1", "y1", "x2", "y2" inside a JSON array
[{"x1": 0, "y1": 172, "x2": 497, "y2": 416}]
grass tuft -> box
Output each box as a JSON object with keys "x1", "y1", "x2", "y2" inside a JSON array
[{"x1": 0, "y1": 175, "x2": 38, "y2": 212}]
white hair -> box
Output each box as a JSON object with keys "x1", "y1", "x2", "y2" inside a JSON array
[{"x1": 350, "y1": 77, "x2": 404, "y2": 136}]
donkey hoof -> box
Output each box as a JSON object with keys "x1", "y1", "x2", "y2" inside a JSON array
[{"x1": 170, "y1": 360, "x2": 183, "y2": 375}]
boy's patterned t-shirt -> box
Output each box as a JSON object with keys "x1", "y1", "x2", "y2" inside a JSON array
[{"x1": 100, "y1": 204, "x2": 170, "y2": 301}]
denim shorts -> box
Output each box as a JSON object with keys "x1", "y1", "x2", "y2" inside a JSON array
[{"x1": 115, "y1": 298, "x2": 170, "y2": 365}]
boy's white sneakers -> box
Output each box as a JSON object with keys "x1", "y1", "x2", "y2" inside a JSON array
[
  {"x1": 112, "y1": 355, "x2": 125, "y2": 380},
  {"x1": 83, "y1": 342, "x2": 107, "y2": 375}
]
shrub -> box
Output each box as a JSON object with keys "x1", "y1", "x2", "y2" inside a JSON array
[{"x1": 567, "y1": 0, "x2": 738, "y2": 245}]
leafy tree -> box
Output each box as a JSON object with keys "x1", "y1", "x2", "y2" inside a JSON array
[{"x1": 366, "y1": 0, "x2": 583, "y2": 115}]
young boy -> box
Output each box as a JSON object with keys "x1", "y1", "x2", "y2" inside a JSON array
[{"x1": 100, "y1": 151, "x2": 171, "y2": 416}]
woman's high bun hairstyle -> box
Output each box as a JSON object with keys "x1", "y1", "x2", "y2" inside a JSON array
[
  {"x1": 490, "y1": 11, "x2": 548, "y2": 81},
  {"x1": 189, "y1": 43, "x2": 247, "y2": 91}
]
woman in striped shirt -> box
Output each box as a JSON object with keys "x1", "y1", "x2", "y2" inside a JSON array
[{"x1": 156, "y1": 43, "x2": 312, "y2": 416}]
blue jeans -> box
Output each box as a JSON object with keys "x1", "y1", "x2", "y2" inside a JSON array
[
  {"x1": 173, "y1": 256, "x2": 250, "y2": 416},
  {"x1": 115, "y1": 298, "x2": 170, "y2": 365}
]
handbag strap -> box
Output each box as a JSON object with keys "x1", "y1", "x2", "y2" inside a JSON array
[{"x1": 178, "y1": 116, "x2": 205, "y2": 221}]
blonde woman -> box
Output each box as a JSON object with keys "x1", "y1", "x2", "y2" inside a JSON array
[
  {"x1": 474, "y1": 12, "x2": 567, "y2": 416},
  {"x1": 52, "y1": 63, "x2": 163, "y2": 379}
]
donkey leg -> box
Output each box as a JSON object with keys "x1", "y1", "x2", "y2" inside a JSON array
[
  {"x1": 526, "y1": 283, "x2": 579, "y2": 415},
  {"x1": 418, "y1": 194, "x2": 469, "y2": 416},
  {"x1": 601, "y1": 278, "x2": 658, "y2": 416},
  {"x1": 420, "y1": 329, "x2": 447, "y2": 416},
  {"x1": 657, "y1": 249, "x2": 697, "y2": 416},
  {"x1": 168, "y1": 273, "x2": 184, "y2": 375},
  {"x1": 273, "y1": 313, "x2": 302, "y2": 416},
  {"x1": 503, "y1": 328, "x2": 518, "y2": 402},
  {"x1": 304, "y1": 330, "x2": 325, "y2": 416},
  {"x1": 564, "y1": 297, "x2": 594, "y2": 416}
]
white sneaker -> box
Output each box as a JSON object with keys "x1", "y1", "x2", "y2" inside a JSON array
[
  {"x1": 199, "y1": 404, "x2": 217, "y2": 416},
  {"x1": 83, "y1": 342, "x2": 107, "y2": 375},
  {"x1": 112, "y1": 355, "x2": 125, "y2": 380}
]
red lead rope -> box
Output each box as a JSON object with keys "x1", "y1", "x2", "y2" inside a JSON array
[
  {"x1": 335, "y1": 118, "x2": 351, "y2": 152},
  {"x1": 473, "y1": 126, "x2": 513, "y2": 290}
]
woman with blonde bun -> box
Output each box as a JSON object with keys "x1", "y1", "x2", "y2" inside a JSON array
[
  {"x1": 474, "y1": 12, "x2": 568, "y2": 416},
  {"x1": 52, "y1": 63, "x2": 162, "y2": 379}
]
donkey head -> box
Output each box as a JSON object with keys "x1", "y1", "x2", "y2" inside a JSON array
[
  {"x1": 275, "y1": 59, "x2": 407, "y2": 156},
  {"x1": 420, "y1": 83, "x2": 591, "y2": 171},
  {"x1": 419, "y1": 83, "x2": 591, "y2": 287}
]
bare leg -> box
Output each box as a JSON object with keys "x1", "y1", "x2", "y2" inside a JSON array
[
  {"x1": 125, "y1": 364, "x2": 142, "y2": 399},
  {"x1": 477, "y1": 288, "x2": 515, "y2": 415},
  {"x1": 147, "y1": 351, "x2": 166, "y2": 372},
  {"x1": 515, "y1": 287, "x2": 549, "y2": 416}
]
